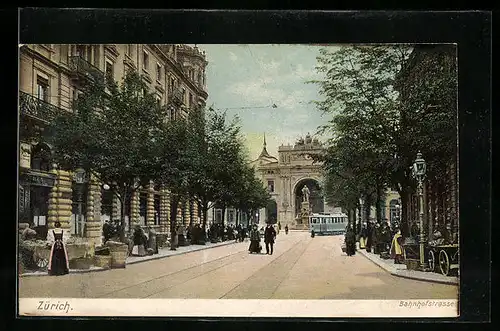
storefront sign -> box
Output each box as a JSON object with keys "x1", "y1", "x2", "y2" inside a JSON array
[{"x1": 25, "y1": 171, "x2": 56, "y2": 188}]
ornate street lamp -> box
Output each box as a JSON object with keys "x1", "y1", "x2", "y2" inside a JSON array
[
  {"x1": 411, "y1": 152, "x2": 427, "y2": 271},
  {"x1": 73, "y1": 166, "x2": 88, "y2": 237}
]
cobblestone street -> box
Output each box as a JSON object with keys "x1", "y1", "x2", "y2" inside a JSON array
[{"x1": 19, "y1": 232, "x2": 458, "y2": 300}]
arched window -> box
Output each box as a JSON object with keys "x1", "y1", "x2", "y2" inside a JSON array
[{"x1": 30, "y1": 143, "x2": 51, "y2": 172}]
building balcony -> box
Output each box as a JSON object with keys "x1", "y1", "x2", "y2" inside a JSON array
[
  {"x1": 68, "y1": 56, "x2": 104, "y2": 84},
  {"x1": 19, "y1": 91, "x2": 60, "y2": 123}
]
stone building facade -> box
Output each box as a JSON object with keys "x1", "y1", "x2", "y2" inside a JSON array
[
  {"x1": 18, "y1": 44, "x2": 208, "y2": 246},
  {"x1": 250, "y1": 134, "x2": 338, "y2": 228}
]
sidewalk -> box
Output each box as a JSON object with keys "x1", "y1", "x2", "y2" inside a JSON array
[
  {"x1": 357, "y1": 244, "x2": 459, "y2": 285},
  {"x1": 20, "y1": 239, "x2": 238, "y2": 277}
]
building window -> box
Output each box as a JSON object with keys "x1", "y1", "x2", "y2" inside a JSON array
[
  {"x1": 189, "y1": 93, "x2": 194, "y2": 108},
  {"x1": 267, "y1": 180, "x2": 275, "y2": 193},
  {"x1": 170, "y1": 107, "x2": 176, "y2": 121},
  {"x1": 156, "y1": 95, "x2": 162, "y2": 105},
  {"x1": 169, "y1": 77, "x2": 175, "y2": 93},
  {"x1": 143, "y1": 50, "x2": 149, "y2": 71},
  {"x1": 156, "y1": 63, "x2": 162, "y2": 81},
  {"x1": 36, "y1": 76, "x2": 49, "y2": 102},
  {"x1": 31, "y1": 143, "x2": 51, "y2": 172},
  {"x1": 105, "y1": 60, "x2": 114, "y2": 81},
  {"x1": 215, "y1": 210, "x2": 222, "y2": 223},
  {"x1": 101, "y1": 188, "x2": 113, "y2": 218},
  {"x1": 181, "y1": 87, "x2": 186, "y2": 104},
  {"x1": 126, "y1": 44, "x2": 134, "y2": 57},
  {"x1": 60, "y1": 45, "x2": 69, "y2": 64}
]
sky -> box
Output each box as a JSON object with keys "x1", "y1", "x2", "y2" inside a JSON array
[{"x1": 196, "y1": 44, "x2": 336, "y2": 161}]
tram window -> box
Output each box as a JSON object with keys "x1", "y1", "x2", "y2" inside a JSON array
[
  {"x1": 322, "y1": 218, "x2": 326, "y2": 224},
  {"x1": 312, "y1": 218, "x2": 317, "y2": 224}
]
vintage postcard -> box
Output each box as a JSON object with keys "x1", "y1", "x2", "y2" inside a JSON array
[{"x1": 18, "y1": 43, "x2": 459, "y2": 318}]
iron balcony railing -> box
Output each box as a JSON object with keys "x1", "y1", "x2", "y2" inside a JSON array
[
  {"x1": 69, "y1": 56, "x2": 105, "y2": 83},
  {"x1": 19, "y1": 91, "x2": 59, "y2": 123}
]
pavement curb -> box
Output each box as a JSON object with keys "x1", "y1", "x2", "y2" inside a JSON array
[
  {"x1": 357, "y1": 248, "x2": 458, "y2": 285},
  {"x1": 20, "y1": 240, "x2": 238, "y2": 277},
  {"x1": 20, "y1": 266, "x2": 108, "y2": 277},
  {"x1": 126, "y1": 240, "x2": 237, "y2": 265}
]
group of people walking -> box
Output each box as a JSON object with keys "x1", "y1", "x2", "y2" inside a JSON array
[
  {"x1": 248, "y1": 223, "x2": 278, "y2": 255},
  {"x1": 344, "y1": 221, "x2": 404, "y2": 264}
]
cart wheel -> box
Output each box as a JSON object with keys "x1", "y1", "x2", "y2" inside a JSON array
[
  {"x1": 439, "y1": 250, "x2": 450, "y2": 276},
  {"x1": 428, "y1": 250, "x2": 435, "y2": 272},
  {"x1": 36, "y1": 256, "x2": 49, "y2": 269}
]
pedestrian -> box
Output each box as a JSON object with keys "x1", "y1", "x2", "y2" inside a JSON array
[
  {"x1": 248, "y1": 224, "x2": 261, "y2": 253},
  {"x1": 344, "y1": 225, "x2": 356, "y2": 256},
  {"x1": 47, "y1": 221, "x2": 69, "y2": 276},
  {"x1": 390, "y1": 228, "x2": 404, "y2": 264},
  {"x1": 264, "y1": 223, "x2": 277, "y2": 255},
  {"x1": 285, "y1": 224, "x2": 289, "y2": 235},
  {"x1": 359, "y1": 223, "x2": 367, "y2": 249},
  {"x1": 366, "y1": 221, "x2": 374, "y2": 253}
]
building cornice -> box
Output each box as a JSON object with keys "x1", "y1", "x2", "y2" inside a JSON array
[{"x1": 148, "y1": 44, "x2": 208, "y2": 100}]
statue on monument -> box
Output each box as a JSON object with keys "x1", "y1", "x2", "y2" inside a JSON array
[{"x1": 302, "y1": 185, "x2": 310, "y2": 203}]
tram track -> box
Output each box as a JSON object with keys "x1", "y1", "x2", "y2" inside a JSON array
[
  {"x1": 99, "y1": 234, "x2": 306, "y2": 299},
  {"x1": 220, "y1": 238, "x2": 311, "y2": 299},
  {"x1": 146, "y1": 235, "x2": 307, "y2": 299},
  {"x1": 97, "y1": 244, "x2": 249, "y2": 298}
]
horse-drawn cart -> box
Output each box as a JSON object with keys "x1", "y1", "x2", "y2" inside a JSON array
[{"x1": 427, "y1": 244, "x2": 459, "y2": 276}]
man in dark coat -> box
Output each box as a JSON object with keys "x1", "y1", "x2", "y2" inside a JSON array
[{"x1": 264, "y1": 223, "x2": 277, "y2": 255}]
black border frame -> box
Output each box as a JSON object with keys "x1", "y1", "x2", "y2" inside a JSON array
[{"x1": 6, "y1": 8, "x2": 491, "y2": 327}]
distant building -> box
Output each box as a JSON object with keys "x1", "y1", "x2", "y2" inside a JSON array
[
  {"x1": 250, "y1": 133, "x2": 337, "y2": 228},
  {"x1": 18, "y1": 44, "x2": 208, "y2": 245}
]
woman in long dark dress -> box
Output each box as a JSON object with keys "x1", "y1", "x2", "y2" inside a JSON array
[
  {"x1": 248, "y1": 224, "x2": 261, "y2": 253},
  {"x1": 48, "y1": 221, "x2": 69, "y2": 276}
]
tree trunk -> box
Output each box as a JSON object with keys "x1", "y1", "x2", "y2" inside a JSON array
[
  {"x1": 353, "y1": 207, "x2": 357, "y2": 234},
  {"x1": 201, "y1": 200, "x2": 209, "y2": 230},
  {"x1": 188, "y1": 198, "x2": 194, "y2": 227},
  {"x1": 221, "y1": 205, "x2": 226, "y2": 226},
  {"x1": 118, "y1": 188, "x2": 128, "y2": 243},
  {"x1": 375, "y1": 184, "x2": 383, "y2": 224},
  {"x1": 364, "y1": 194, "x2": 371, "y2": 223},
  {"x1": 169, "y1": 195, "x2": 179, "y2": 250},
  {"x1": 119, "y1": 194, "x2": 126, "y2": 243},
  {"x1": 399, "y1": 189, "x2": 410, "y2": 238}
]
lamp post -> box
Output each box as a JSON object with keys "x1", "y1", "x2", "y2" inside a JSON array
[
  {"x1": 73, "y1": 167, "x2": 87, "y2": 237},
  {"x1": 411, "y1": 152, "x2": 427, "y2": 271}
]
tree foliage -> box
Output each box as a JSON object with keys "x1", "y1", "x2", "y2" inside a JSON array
[
  {"x1": 310, "y1": 44, "x2": 457, "y2": 232},
  {"x1": 47, "y1": 71, "x2": 169, "y2": 240}
]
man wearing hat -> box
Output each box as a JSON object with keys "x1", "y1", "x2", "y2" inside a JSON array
[{"x1": 264, "y1": 222, "x2": 277, "y2": 255}]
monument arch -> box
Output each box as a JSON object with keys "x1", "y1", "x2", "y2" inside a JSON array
[{"x1": 251, "y1": 133, "x2": 336, "y2": 229}]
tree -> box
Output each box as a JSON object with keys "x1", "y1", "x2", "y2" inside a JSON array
[
  {"x1": 309, "y1": 45, "x2": 412, "y2": 228},
  {"x1": 311, "y1": 45, "x2": 457, "y2": 236},
  {"x1": 232, "y1": 165, "x2": 272, "y2": 226},
  {"x1": 185, "y1": 107, "x2": 249, "y2": 229},
  {"x1": 47, "y1": 70, "x2": 168, "y2": 242}
]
